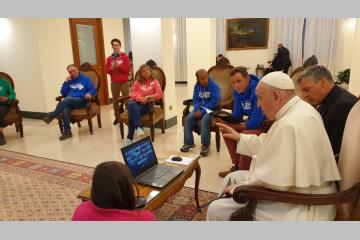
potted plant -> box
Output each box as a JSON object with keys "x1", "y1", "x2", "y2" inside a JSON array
[{"x1": 335, "y1": 69, "x2": 350, "y2": 89}]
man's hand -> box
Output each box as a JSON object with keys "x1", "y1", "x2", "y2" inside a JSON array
[
  {"x1": 0, "y1": 96, "x2": 8, "y2": 103},
  {"x1": 65, "y1": 76, "x2": 72, "y2": 82},
  {"x1": 85, "y1": 93, "x2": 92, "y2": 100},
  {"x1": 224, "y1": 184, "x2": 237, "y2": 197},
  {"x1": 216, "y1": 122, "x2": 240, "y2": 141},
  {"x1": 194, "y1": 111, "x2": 202, "y2": 119}
]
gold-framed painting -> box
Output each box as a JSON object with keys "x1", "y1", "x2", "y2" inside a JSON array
[{"x1": 226, "y1": 18, "x2": 269, "y2": 50}]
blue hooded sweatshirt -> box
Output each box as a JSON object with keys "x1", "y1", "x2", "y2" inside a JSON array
[
  {"x1": 232, "y1": 74, "x2": 266, "y2": 129},
  {"x1": 193, "y1": 77, "x2": 221, "y2": 116},
  {"x1": 60, "y1": 73, "x2": 96, "y2": 98}
]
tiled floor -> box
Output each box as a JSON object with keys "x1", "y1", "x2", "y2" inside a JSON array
[{"x1": 1, "y1": 84, "x2": 232, "y2": 193}]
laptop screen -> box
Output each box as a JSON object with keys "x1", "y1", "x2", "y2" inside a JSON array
[{"x1": 121, "y1": 137, "x2": 158, "y2": 177}]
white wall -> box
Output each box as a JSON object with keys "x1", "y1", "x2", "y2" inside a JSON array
[
  {"x1": 130, "y1": 18, "x2": 162, "y2": 72},
  {"x1": 0, "y1": 19, "x2": 47, "y2": 112},
  {"x1": 336, "y1": 18, "x2": 356, "y2": 74},
  {"x1": 186, "y1": 18, "x2": 216, "y2": 98},
  {"x1": 102, "y1": 18, "x2": 125, "y2": 98},
  {"x1": 349, "y1": 19, "x2": 360, "y2": 96}
]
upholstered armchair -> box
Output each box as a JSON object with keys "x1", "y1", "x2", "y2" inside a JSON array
[
  {"x1": 56, "y1": 66, "x2": 102, "y2": 135},
  {"x1": 0, "y1": 72, "x2": 23, "y2": 137},
  {"x1": 230, "y1": 100, "x2": 360, "y2": 221},
  {"x1": 182, "y1": 64, "x2": 234, "y2": 152},
  {"x1": 117, "y1": 66, "x2": 166, "y2": 142}
]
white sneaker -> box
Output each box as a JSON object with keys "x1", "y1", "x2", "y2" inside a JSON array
[
  {"x1": 124, "y1": 138, "x2": 133, "y2": 146},
  {"x1": 135, "y1": 127, "x2": 145, "y2": 137}
]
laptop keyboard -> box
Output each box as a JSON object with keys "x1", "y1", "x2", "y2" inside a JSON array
[{"x1": 139, "y1": 165, "x2": 169, "y2": 184}]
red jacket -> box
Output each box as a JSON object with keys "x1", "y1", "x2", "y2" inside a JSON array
[
  {"x1": 105, "y1": 52, "x2": 131, "y2": 83},
  {"x1": 130, "y1": 78, "x2": 163, "y2": 102}
]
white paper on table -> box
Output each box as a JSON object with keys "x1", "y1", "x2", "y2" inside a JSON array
[
  {"x1": 165, "y1": 155, "x2": 194, "y2": 165},
  {"x1": 203, "y1": 107, "x2": 213, "y2": 114}
]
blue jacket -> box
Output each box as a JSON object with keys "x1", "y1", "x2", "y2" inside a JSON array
[
  {"x1": 232, "y1": 74, "x2": 265, "y2": 129},
  {"x1": 193, "y1": 78, "x2": 221, "y2": 116},
  {"x1": 60, "y1": 73, "x2": 96, "y2": 98}
]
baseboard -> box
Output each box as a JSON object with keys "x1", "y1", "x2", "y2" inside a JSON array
[
  {"x1": 175, "y1": 81, "x2": 187, "y2": 84},
  {"x1": 21, "y1": 111, "x2": 47, "y2": 119},
  {"x1": 154, "y1": 115, "x2": 177, "y2": 129}
]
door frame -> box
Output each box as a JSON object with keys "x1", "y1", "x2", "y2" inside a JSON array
[{"x1": 69, "y1": 18, "x2": 109, "y2": 105}]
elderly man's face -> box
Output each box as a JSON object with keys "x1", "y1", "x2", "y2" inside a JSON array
[
  {"x1": 299, "y1": 77, "x2": 329, "y2": 106},
  {"x1": 197, "y1": 71, "x2": 208, "y2": 87},
  {"x1": 231, "y1": 72, "x2": 249, "y2": 94},
  {"x1": 256, "y1": 83, "x2": 278, "y2": 120},
  {"x1": 67, "y1": 66, "x2": 80, "y2": 79}
]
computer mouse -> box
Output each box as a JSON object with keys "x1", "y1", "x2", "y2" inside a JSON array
[
  {"x1": 135, "y1": 196, "x2": 147, "y2": 209},
  {"x1": 171, "y1": 156, "x2": 182, "y2": 162}
]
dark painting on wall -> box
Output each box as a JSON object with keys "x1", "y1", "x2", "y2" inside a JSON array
[{"x1": 226, "y1": 18, "x2": 269, "y2": 50}]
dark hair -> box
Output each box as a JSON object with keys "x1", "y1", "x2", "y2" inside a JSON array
[
  {"x1": 297, "y1": 65, "x2": 333, "y2": 84},
  {"x1": 66, "y1": 64, "x2": 78, "y2": 70},
  {"x1": 146, "y1": 59, "x2": 157, "y2": 69},
  {"x1": 137, "y1": 64, "x2": 152, "y2": 83},
  {"x1": 91, "y1": 161, "x2": 136, "y2": 210},
  {"x1": 230, "y1": 66, "x2": 248, "y2": 78},
  {"x1": 111, "y1": 38, "x2": 121, "y2": 46}
]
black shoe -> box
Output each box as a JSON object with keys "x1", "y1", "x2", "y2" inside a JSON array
[
  {"x1": 218, "y1": 165, "x2": 239, "y2": 178},
  {"x1": 0, "y1": 132, "x2": 6, "y2": 146},
  {"x1": 59, "y1": 132, "x2": 73, "y2": 141},
  {"x1": 180, "y1": 144, "x2": 196, "y2": 152},
  {"x1": 43, "y1": 112, "x2": 56, "y2": 124},
  {"x1": 200, "y1": 145, "x2": 209, "y2": 157},
  {"x1": 113, "y1": 119, "x2": 118, "y2": 125}
]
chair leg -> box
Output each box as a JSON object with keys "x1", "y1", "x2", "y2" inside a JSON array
[
  {"x1": 77, "y1": 122, "x2": 81, "y2": 128},
  {"x1": 15, "y1": 123, "x2": 19, "y2": 132},
  {"x1": 58, "y1": 118, "x2": 64, "y2": 134},
  {"x1": 97, "y1": 113, "x2": 102, "y2": 128},
  {"x1": 119, "y1": 123, "x2": 124, "y2": 139},
  {"x1": 150, "y1": 126, "x2": 155, "y2": 142},
  {"x1": 19, "y1": 122, "x2": 24, "y2": 138},
  {"x1": 216, "y1": 130, "x2": 220, "y2": 152},
  {"x1": 88, "y1": 119, "x2": 93, "y2": 135},
  {"x1": 161, "y1": 118, "x2": 165, "y2": 134}
]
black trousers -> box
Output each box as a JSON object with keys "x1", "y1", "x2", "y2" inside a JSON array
[{"x1": 0, "y1": 105, "x2": 10, "y2": 128}]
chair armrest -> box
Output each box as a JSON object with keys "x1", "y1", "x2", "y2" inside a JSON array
[
  {"x1": 232, "y1": 183, "x2": 360, "y2": 206},
  {"x1": 182, "y1": 98, "x2": 193, "y2": 106},
  {"x1": 119, "y1": 96, "x2": 132, "y2": 103},
  {"x1": 55, "y1": 96, "x2": 64, "y2": 102},
  {"x1": 9, "y1": 99, "x2": 19, "y2": 106}
]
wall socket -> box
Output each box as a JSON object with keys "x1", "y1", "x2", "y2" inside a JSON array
[{"x1": 169, "y1": 105, "x2": 173, "y2": 110}]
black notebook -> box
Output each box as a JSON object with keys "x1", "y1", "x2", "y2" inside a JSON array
[{"x1": 213, "y1": 111, "x2": 243, "y2": 124}]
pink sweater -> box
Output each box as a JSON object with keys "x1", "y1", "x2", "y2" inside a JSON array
[
  {"x1": 130, "y1": 78, "x2": 163, "y2": 102},
  {"x1": 72, "y1": 201, "x2": 155, "y2": 221}
]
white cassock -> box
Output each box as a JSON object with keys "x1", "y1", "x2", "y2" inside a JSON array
[{"x1": 207, "y1": 96, "x2": 341, "y2": 221}]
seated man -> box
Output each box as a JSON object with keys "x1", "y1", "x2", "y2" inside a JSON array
[
  {"x1": 0, "y1": 76, "x2": 16, "y2": 145},
  {"x1": 298, "y1": 65, "x2": 358, "y2": 159},
  {"x1": 207, "y1": 72, "x2": 340, "y2": 221},
  {"x1": 216, "y1": 67, "x2": 266, "y2": 177},
  {"x1": 43, "y1": 64, "x2": 96, "y2": 140},
  {"x1": 180, "y1": 69, "x2": 220, "y2": 157}
]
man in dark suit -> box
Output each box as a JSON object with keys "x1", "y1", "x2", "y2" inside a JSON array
[
  {"x1": 298, "y1": 65, "x2": 358, "y2": 160},
  {"x1": 272, "y1": 43, "x2": 292, "y2": 74}
]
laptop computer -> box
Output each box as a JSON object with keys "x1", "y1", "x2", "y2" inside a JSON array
[{"x1": 121, "y1": 136, "x2": 183, "y2": 188}]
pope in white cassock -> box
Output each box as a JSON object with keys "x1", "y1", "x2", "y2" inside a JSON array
[{"x1": 206, "y1": 71, "x2": 341, "y2": 221}]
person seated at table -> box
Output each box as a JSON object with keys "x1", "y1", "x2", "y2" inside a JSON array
[
  {"x1": 124, "y1": 64, "x2": 164, "y2": 145},
  {"x1": 72, "y1": 161, "x2": 155, "y2": 221}
]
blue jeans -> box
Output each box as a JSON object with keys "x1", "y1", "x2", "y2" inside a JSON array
[
  {"x1": 127, "y1": 100, "x2": 151, "y2": 140},
  {"x1": 54, "y1": 96, "x2": 87, "y2": 133},
  {"x1": 184, "y1": 111, "x2": 212, "y2": 146}
]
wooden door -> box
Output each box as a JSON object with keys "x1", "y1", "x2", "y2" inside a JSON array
[{"x1": 69, "y1": 18, "x2": 109, "y2": 105}]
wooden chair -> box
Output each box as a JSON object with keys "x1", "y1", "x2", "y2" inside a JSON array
[
  {"x1": 117, "y1": 66, "x2": 166, "y2": 142},
  {"x1": 0, "y1": 72, "x2": 23, "y2": 137},
  {"x1": 230, "y1": 100, "x2": 360, "y2": 221},
  {"x1": 182, "y1": 64, "x2": 234, "y2": 152},
  {"x1": 56, "y1": 67, "x2": 102, "y2": 135}
]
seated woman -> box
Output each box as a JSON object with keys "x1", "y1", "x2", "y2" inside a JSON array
[
  {"x1": 124, "y1": 64, "x2": 163, "y2": 145},
  {"x1": 72, "y1": 161, "x2": 155, "y2": 221},
  {"x1": 0, "y1": 76, "x2": 16, "y2": 145}
]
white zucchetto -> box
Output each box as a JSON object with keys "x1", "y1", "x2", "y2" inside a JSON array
[{"x1": 261, "y1": 71, "x2": 295, "y2": 90}]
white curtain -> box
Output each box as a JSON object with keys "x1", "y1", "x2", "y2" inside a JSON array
[
  {"x1": 269, "y1": 18, "x2": 305, "y2": 70},
  {"x1": 122, "y1": 18, "x2": 132, "y2": 54},
  {"x1": 174, "y1": 18, "x2": 188, "y2": 83},
  {"x1": 303, "y1": 18, "x2": 342, "y2": 75},
  {"x1": 216, "y1": 18, "x2": 226, "y2": 56}
]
